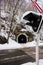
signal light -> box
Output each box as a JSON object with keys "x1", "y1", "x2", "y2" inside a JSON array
[{"x1": 23, "y1": 11, "x2": 43, "y2": 32}]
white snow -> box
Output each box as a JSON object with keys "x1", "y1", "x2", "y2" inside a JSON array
[
  {"x1": 0, "y1": 37, "x2": 43, "y2": 50},
  {"x1": 0, "y1": 29, "x2": 43, "y2": 50},
  {"x1": 0, "y1": 29, "x2": 8, "y2": 39},
  {"x1": 0, "y1": 38, "x2": 22, "y2": 50},
  {"x1": 1, "y1": 10, "x2": 9, "y2": 18},
  {"x1": 21, "y1": 59, "x2": 43, "y2": 65}
]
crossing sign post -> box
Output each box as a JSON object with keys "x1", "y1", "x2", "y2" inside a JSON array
[
  {"x1": 22, "y1": 0, "x2": 43, "y2": 65},
  {"x1": 23, "y1": 11, "x2": 43, "y2": 65}
]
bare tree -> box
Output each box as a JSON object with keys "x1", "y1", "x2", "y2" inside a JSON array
[
  {"x1": 0, "y1": 0, "x2": 32, "y2": 43},
  {"x1": 7, "y1": 0, "x2": 24, "y2": 43}
]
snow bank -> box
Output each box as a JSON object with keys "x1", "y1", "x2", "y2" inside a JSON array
[
  {"x1": 21, "y1": 59, "x2": 43, "y2": 65},
  {"x1": 0, "y1": 38, "x2": 43, "y2": 50},
  {"x1": 0, "y1": 38, "x2": 22, "y2": 50}
]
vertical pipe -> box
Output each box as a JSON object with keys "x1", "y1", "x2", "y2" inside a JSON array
[
  {"x1": 36, "y1": 33, "x2": 39, "y2": 65},
  {"x1": 31, "y1": 0, "x2": 39, "y2": 65}
]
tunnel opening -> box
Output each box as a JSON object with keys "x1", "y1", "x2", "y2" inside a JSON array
[{"x1": 18, "y1": 34, "x2": 27, "y2": 43}]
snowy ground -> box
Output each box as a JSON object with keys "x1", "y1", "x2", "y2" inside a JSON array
[
  {"x1": 21, "y1": 59, "x2": 43, "y2": 65},
  {"x1": 0, "y1": 38, "x2": 43, "y2": 50},
  {"x1": 0, "y1": 38, "x2": 43, "y2": 65}
]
